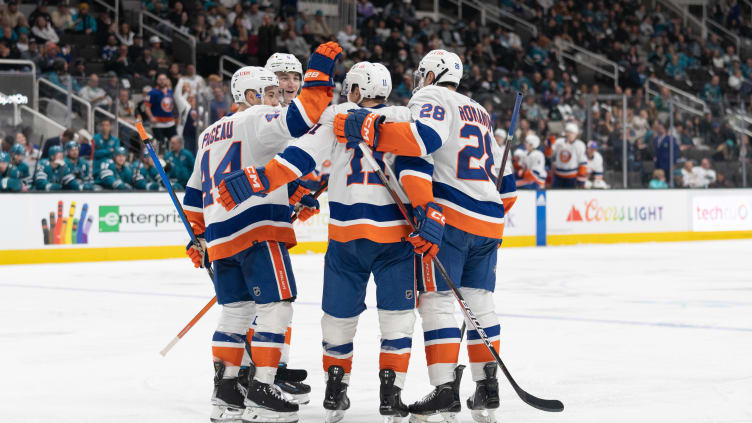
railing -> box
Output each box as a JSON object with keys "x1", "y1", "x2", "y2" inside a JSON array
[
  {"x1": 20, "y1": 105, "x2": 67, "y2": 141},
  {"x1": 139, "y1": 10, "x2": 196, "y2": 66},
  {"x1": 297, "y1": 0, "x2": 356, "y2": 32},
  {"x1": 219, "y1": 55, "x2": 248, "y2": 80},
  {"x1": 93, "y1": 0, "x2": 119, "y2": 26},
  {"x1": 653, "y1": 0, "x2": 707, "y2": 38},
  {"x1": 644, "y1": 78, "x2": 708, "y2": 117},
  {"x1": 706, "y1": 18, "x2": 741, "y2": 56},
  {"x1": 38, "y1": 77, "x2": 93, "y2": 133},
  {"x1": 479, "y1": 1, "x2": 538, "y2": 38},
  {"x1": 555, "y1": 40, "x2": 620, "y2": 89},
  {"x1": 0, "y1": 59, "x2": 37, "y2": 110}
]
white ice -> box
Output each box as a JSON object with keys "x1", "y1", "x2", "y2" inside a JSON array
[{"x1": 1, "y1": 240, "x2": 751, "y2": 423}]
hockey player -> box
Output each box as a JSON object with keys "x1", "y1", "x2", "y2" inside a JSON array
[
  {"x1": 10, "y1": 144, "x2": 31, "y2": 186},
  {"x1": 35, "y1": 145, "x2": 77, "y2": 191},
  {"x1": 0, "y1": 151, "x2": 24, "y2": 192},
  {"x1": 138, "y1": 153, "x2": 162, "y2": 191},
  {"x1": 545, "y1": 122, "x2": 587, "y2": 188},
  {"x1": 334, "y1": 49, "x2": 517, "y2": 423},
  {"x1": 265, "y1": 53, "x2": 302, "y2": 106},
  {"x1": 96, "y1": 147, "x2": 142, "y2": 190},
  {"x1": 64, "y1": 140, "x2": 94, "y2": 190},
  {"x1": 515, "y1": 134, "x2": 547, "y2": 189},
  {"x1": 584, "y1": 141, "x2": 608, "y2": 189},
  {"x1": 181, "y1": 41, "x2": 342, "y2": 423},
  {"x1": 217, "y1": 61, "x2": 418, "y2": 423}
]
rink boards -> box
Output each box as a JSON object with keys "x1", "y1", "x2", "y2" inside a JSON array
[{"x1": 1, "y1": 189, "x2": 751, "y2": 264}]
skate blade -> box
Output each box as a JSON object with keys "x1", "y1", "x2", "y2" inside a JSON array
[
  {"x1": 210, "y1": 405, "x2": 244, "y2": 423},
  {"x1": 409, "y1": 412, "x2": 458, "y2": 423},
  {"x1": 470, "y1": 409, "x2": 497, "y2": 423},
  {"x1": 324, "y1": 409, "x2": 346, "y2": 423},
  {"x1": 241, "y1": 407, "x2": 298, "y2": 423},
  {"x1": 383, "y1": 415, "x2": 405, "y2": 423},
  {"x1": 288, "y1": 393, "x2": 310, "y2": 405}
]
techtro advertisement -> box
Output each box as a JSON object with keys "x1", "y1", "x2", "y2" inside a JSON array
[{"x1": 692, "y1": 194, "x2": 752, "y2": 232}]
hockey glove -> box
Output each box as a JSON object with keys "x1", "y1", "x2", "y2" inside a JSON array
[
  {"x1": 295, "y1": 193, "x2": 320, "y2": 222},
  {"x1": 408, "y1": 202, "x2": 445, "y2": 261},
  {"x1": 303, "y1": 41, "x2": 343, "y2": 88},
  {"x1": 186, "y1": 235, "x2": 210, "y2": 268},
  {"x1": 333, "y1": 109, "x2": 386, "y2": 149},
  {"x1": 287, "y1": 179, "x2": 311, "y2": 205},
  {"x1": 217, "y1": 166, "x2": 270, "y2": 211}
]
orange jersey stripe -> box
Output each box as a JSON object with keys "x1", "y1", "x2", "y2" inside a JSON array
[
  {"x1": 401, "y1": 175, "x2": 434, "y2": 209},
  {"x1": 213, "y1": 346, "x2": 244, "y2": 366},
  {"x1": 264, "y1": 159, "x2": 299, "y2": 192},
  {"x1": 377, "y1": 122, "x2": 423, "y2": 156},
  {"x1": 323, "y1": 355, "x2": 353, "y2": 373},
  {"x1": 577, "y1": 164, "x2": 588, "y2": 177},
  {"x1": 185, "y1": 209, "x2": 205, "y2": 234},
  {"x1": 424, "y1": 343, "x2": 460, "y2": 366},
  {"x1": 268, "y1": 241, "x2": 293, "y2": 299},
  {"x1": 328, "y1": 223, "x2": 410, "y2": 243},
  {"x1": 297, "y1": 86, "x2": 333, "y2": 123},
  {"x1": 380, "y1": 352, "x2": 411, "y2": 373},
  {"x1": 284, "y1": 326, "x2": 291, "y2": 345},
  {"x1": 251, "y1": 346, "x2": 282, "y2": 367},
  {"x1": 441, "y1": 204, "x2": 504, "y2": 239},
  {"x1": 153, "y1": 116, "x2": 175, "y2": 123},
  {"x1": 207, "y1": 225, "x2": 297, "y2": 262},
  {"x1": 501, "y1": 195, "x2": 517, "y2": 213},
  {"x1": 467, "y1": 340, "x2": 500, "y2": 363}
]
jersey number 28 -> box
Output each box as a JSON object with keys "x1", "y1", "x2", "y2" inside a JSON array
[{"x1": 457, "y1": 124, "x2": 495, "y2": 181}]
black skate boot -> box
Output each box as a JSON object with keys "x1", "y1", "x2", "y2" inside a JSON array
[
  {"x1": 211, "y1": 362, "x2": 246, "y2": 423},
  {"x1": 466, "y1": 363, "x2": 499, "y2": 423},
  {"x1": 275, "y1": 364, "x2": 311, "y2": 405},
  {"x1": 408, "y1": 365, "x2": 465, "y2": 423},
  {"x1": 242, "y1": 375, "x2": 299, "y2": 423},
  {"x1": 323, "y1": 365, "x2": 350, "y2": 423},
  {"x1": 379, "y1": 369, "x2": 409, "y2": 423}
]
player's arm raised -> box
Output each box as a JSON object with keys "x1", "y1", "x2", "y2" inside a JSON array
[{"x1": 333, "y1": 86, "x2": 450, "y2": 156}]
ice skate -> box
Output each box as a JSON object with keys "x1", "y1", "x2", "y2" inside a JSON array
[
  {"x1": 275, "y1": 364, "x2": 311, "y2": 405},
  {"x1": 323, "y1": 365, "x2": 350, "y2": 423},
  {"x1": 466, "y1": 363, "x2": 499, "y2": 423},
  {"x1": 242, "y1": 378, "x2": 299, "y2": 423},
  {"x1": 379, "y1": 369, "x2": 409, "y2": 423},
  {"x1": 408, "y1": 365, "x2": 465, "y2": 423},
  {"x1": 211, "y1": 362, "x2": 246, "y2": 423}
]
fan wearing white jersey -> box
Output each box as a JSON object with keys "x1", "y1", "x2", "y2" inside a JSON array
[
  {"x1": 584, "y1": 141, "x2": 609, "y2": 189},
  {"x1": 515, "y1": 134, "x2": 547, "y2": 189},
  {"x1": 335, "y1": 50, "x2": 517, "y2": 423},
  {"x1": 182, "y1": 41, "x2": 342, "y2": 423},
  {"x1": 217, "y1": 61, "x2": 422, "y2": 422},
  {"x1": 545, "y1": 121, "x2": 587, "y2": 188}
]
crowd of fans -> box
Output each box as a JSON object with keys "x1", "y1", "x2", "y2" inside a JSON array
[{"x1": 1, "y1": 0, "x2": 750, "y2": 192}]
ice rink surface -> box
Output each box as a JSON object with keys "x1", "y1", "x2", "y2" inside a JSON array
[{"x1": 1, "y1": 239, "x2": 751, "y2": 423}]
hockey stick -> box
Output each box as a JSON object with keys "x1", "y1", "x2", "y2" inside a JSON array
[
  {"x1": 357, "y1": 142, "x2": 563, "y2": 413},
  {"x1": 496, "y1": 92, "x2": 524, "y2": 191},
  {"x1": 135, "y1": 121, "x2": 217, "y2": 356}
]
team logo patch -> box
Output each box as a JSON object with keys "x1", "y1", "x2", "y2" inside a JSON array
[
  {"x1": 253, "y1": 286, "x2": 261, "y2": 296},
  {"x1": 559, "y1": 151, "x2": 572, "y2": 163},
  {"x1": 161, "y1": 97, "x2": 173, "y2": 112},
  {"x1": 405, "y1": 290, "x2": 413, "y2": 300}
]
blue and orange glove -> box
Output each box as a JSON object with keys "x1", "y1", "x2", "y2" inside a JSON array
[
  {"x1": 295, "y1": 193, "x2": 320, "y2": 222},
  {"x1": 303, "y1": 41, "x2": 343, "y2": 88},
  {"x1": 217, "y1": 166, "x2": 270, "y2": 211},
  {"x1": 186, "y1": 235, "x2": 210, "y2": 268},
  {"x1": 333, "y1": 109, "x2": 386, "y2": 149},
  {"x1": 287, "y1": 180, "x2": 311, "y2": 205},
  {"x1": 408, "y1": 202, "x2": 445, "y2": 261}
]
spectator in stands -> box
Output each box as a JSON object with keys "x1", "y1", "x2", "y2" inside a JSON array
[
  {"x1": 308, "y1": 10, "x2": 331, "y2": 41},
  {"x1": 230, "y1": 16, "x2": 249, "y2": 44},
  {"x1": 102, "y1": 35, "x2": 119, "y2": 62},
  {"x1": 115, "y1": 22, "x2": 134, "y2": 46},
  {"x1": 174, "y1": 81, "x2": 200, "y2": 155},
  {"x1": 710, "y1": 171, "x2": 734, "y2": 188},
  {"x1": 93, "y1": 119, "x2": 120, "y2": 168},
  {"x1": 680, "y1": 160, "x2": 696, "y2": 187},
  {"x1": 648, "y1": 168, "x2": 668, "y2": 189},
  {"x1": 337, "y1": 24, "x2": 356, "y2": 53},
  {"x1": 149, "y1": 36, "x2": 168, "y2": 69},
  {"x1": 117, "y1": 89, "x2": 136, "y2": 123},
  {"x1": 43, "y1": 128, "x2": 75, "y2": 158},
  {"x1": 79, "y1": 73, "x2": 113, "y2": 109},
  {"x1": 44, "y1": 58, "x2": 81, "y2": 92},
  {"x1": 51, "y1": 4, "x2": 73, "y2": 31},
  {"x1": 177, "y1": 64, "x2": 206, "y2": 101},
  {"x1": 164, "y1": 135, "x2": 194, "y2": 187},
  {"x1": 257, "y1": 14, "x2": 279, "y2": 64},
  {"x1": 73, "y1": 3, "x2": 97, "y2": 34},
  {"x1": 211, "y1": 17, "x2": 232, "y2": 46},
  {"x1": 653, "y1": 123, "x2": 680, "y2": 181},
  {"x1": 357, "y1": 0, "x2": 375, "y2": 22},
  {"x1": 0, "y1": 40, "x2": 20, "y2": 62},
  {"x1": 285, "y1": 29, "x2": 310, "y2": 63},
  {"x1": 128, "y1": 34, "x2": 144, "y2": 61},
  {"x1": 169, "y1": 2, "x2": 184, "y2": 27},
  {"x1": 702, "y1": 75, "x2": 722, "y2": 105},
  {"x1": 145, "y1": 74, "x2": 177, "y2": 149},
  {"x1": 209, "y1": 86, "x2": 229, "y2": 123},
  {"x1": 691, "y1": 158, "x2": 717, "y2": 188},
  {"x1": 133, "y1": 47, "x2": 158, "y2": 81},
  {"x1": 110, "y1": 44, "x2": 131, "y2": 77},
  {"x1": 1, "y1": 1, "x2": 25, "y2": 28},
  {"x1": 167, "y1": 63, "x2": 181, "y2": 89},
  {"x1": 31, "y1": 15, "x2": 59, "y2": 44}
]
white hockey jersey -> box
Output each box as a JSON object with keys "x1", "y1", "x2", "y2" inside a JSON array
[
  {"x1": 547, "y1": 138, "x2": 587, "y2": 179},
  {"x1": 256, "y1": 102, "x2": 416, "y2": 244},
  {"x1": 586, "y1": 151, "x2": 604, "y2": 179},
  {"x1": 182, "y1": 92, "x2": 328, "y2": 261},
  {"x1": 517, "y1": 149, "x2": 547, "y2": 187},
  {"x1": 376, "y1": 85, "x2": 517, "y2": 239}
]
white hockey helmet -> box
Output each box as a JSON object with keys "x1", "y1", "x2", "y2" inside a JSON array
[
  {"x1": 265, "y1": 53, "x2": 303, "y2": 77},
  {"x1": 565, "y1": 121, "x2": 579, "y2": 134},
  {"x1": 525, "y1": 133, "x2": 541, "y2": 149},
  {"x1": 413, "y1": 49, "x2": 463, "y2": 93},
  {"x1": 231, "y1": 66, "x2": 279, "y2": 106},
  {"x1": 344, "y1": 61, "x2": 392, "y2": 101}
]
